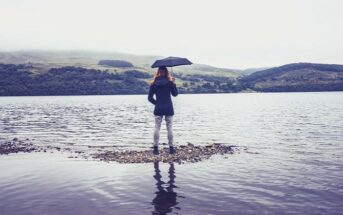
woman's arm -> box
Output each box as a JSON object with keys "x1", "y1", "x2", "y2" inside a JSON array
[
  {"x1": 171, "y1": 82, "x2": 178, "y2": 97},
  {"x1": 148, "y1": 85, "x2": 156, "y2": 104}
]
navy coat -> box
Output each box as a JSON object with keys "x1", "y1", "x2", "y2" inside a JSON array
[{"x1": 148, "y1": 76, "x2": 178, "y2": 116}]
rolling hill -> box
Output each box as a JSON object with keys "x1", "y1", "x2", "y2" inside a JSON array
[
  {"x1": 239, "y1": 63, "x2": 343, "y2": 92},
  {"x1": 0, "y1": 50, "x2": 240, "y2": 77},
  {"x1": 0, "y1": 51, "x2": 342, "y2": 96}
]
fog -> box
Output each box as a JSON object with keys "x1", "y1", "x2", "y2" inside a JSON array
[{"x1": 0, "y1": 0, "x2": 342, "y2": 68}]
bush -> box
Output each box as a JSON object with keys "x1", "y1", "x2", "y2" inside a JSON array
[{"x1": 98, "y1": 60, "x2": 133, "y2": 68}]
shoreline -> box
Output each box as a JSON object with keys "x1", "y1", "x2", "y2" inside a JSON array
[{"x1": 1, "y1": 91, "x2": 343, "y2": 98}]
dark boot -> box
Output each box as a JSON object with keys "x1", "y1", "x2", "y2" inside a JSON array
[
  {"x1": 169, "y1": 146, "x2": 176, "y2": 154},
  {"x1": 153, "y1": 146, "x2": 159, "y2": 155}
]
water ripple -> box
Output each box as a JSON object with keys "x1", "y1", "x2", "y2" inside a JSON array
[{"x1": 1, "y1": 92, "x2": 343, "y2": 214}]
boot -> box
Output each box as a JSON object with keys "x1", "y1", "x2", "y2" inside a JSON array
[
  {"x1": 153, "y1": 146, "x2": 159, "y2": 155},
  {"x1": 169, "y1": 146, "x2": 176, "y2": 154}
]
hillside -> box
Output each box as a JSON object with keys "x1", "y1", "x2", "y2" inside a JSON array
[
  {"x1": 0, "y1": 51, "x2": 342, "y2": 96},
  {"x1": 0, "y1": 63, "x2": 242, "y2": 96},
  {"x1": 0, "y1": 50, "x2": 240, "y2": 77},
  {"x1": 0, "y1": 50, "x2": 245, "y2": 96},
  {"x1": 239, "y1": 63, "x2": 343, "y2": 92}
]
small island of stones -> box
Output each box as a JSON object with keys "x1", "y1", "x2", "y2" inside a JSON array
[
  {"x1": 93, "y1": 143, "x2": 236, "y2": 164},
  {"x1": 0, "y1": 138, "x2": 237, "y2": 164}
]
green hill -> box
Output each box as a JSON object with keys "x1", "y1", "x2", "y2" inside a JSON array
[
  {"x1": 0, "y1": 51, "x2": 342, "y2": 96},
  {"x1": 239, "y1": 63, "x2": 343, "y2": 92},
  {"x1": 0, "y1": 50, "x2": 240, "y2": 77}
]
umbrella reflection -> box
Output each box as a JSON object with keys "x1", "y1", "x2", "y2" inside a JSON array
[{"x1": 151, "y1": 162, "x2": 181, "y2": 215}]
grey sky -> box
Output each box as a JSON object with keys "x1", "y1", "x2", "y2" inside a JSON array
[{"x1": 0, "y1": 0, "x2": 342, "y2": 68}]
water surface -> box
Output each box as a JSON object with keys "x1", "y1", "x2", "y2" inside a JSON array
[{"x1": 0, "y1": 92, "x2": 343, "y2": 214}]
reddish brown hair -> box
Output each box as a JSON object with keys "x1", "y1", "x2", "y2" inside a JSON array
[{"x1": 150, "y1": 66, "x2": 173, "y2": 85}]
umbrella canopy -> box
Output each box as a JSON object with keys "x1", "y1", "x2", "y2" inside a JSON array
[{"x1": 151, "y1": 56, "x2": 192, "y2": 68}]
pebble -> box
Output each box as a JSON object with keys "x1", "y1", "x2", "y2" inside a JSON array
[
  {"x1": 1, "y1": 139, "x2": 238, "y2": 165},
  {"x1": 0, "y1": 139, "x2": 37, "y2": 155},
  {"x1": 92, "y1": 143, "x2": 236, "y2": 164}
]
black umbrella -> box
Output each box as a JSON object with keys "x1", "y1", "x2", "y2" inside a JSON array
[{"x1": 151, "y1": 56, "x2": 192, "y2": 68}]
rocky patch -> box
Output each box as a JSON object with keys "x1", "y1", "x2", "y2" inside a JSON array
[
  {"x1": 0, "y1": 138, "x2": 37, "y2": 155},
  {"x1": 92, "y1": 143, "x2": 236, "y2": 164},
  {"x1": 1, "y1": 139, "x2": 237, "y2": 164}
]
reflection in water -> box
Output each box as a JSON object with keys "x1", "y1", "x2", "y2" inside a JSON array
[{"x1": 152, "y1": 162, "x2": 181, "y2": 215}]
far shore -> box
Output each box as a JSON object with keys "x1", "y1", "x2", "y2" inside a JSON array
[{"x1": 2, "y1": 90, "x2": 343, "y2": 98}]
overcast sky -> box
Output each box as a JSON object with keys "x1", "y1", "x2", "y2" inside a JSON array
[{"x1": 0, "y1": 0, "x2": 342, "y2": 69}]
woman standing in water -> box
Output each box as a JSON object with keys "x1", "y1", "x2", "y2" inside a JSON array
[{"x1": 148, "y1": 66, "x2": 178, "y2": 155}]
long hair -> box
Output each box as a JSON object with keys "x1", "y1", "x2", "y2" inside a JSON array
[{"x1": 150, "y1": 66, "x2": 173, "y2": 85}]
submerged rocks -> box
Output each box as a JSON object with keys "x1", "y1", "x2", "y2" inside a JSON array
[
  {"x1": 0, "y1": 138, "x2": 37, "y2": 155},
  {"x1": 92, "y1": 143, "x2": 236, "y2": 164}
]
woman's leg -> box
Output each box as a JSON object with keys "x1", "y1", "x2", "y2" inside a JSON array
[
  {"x1": 165, "y1": 116, "x2": 173, "y2": 146},
  {"x1": 153, "y1": 115, "x2": 163, "y2": 147}
]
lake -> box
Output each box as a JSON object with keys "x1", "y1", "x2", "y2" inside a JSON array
[{"x1": 0, "y1": 92, "x2": 343, "y2": 214}]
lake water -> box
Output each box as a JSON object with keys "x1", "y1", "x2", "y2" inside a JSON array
[{"x1": 0, "y1": 92, "x2": 343, "y2": 214}]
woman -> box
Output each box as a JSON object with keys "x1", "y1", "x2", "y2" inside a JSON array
[{"x1": 148, "y1": 66, "x2": 178, "y2": 155}]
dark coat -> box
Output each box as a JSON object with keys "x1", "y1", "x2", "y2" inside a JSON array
[{"x1": 148, "y1": 76, "x2": 178, "y2": 116}]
